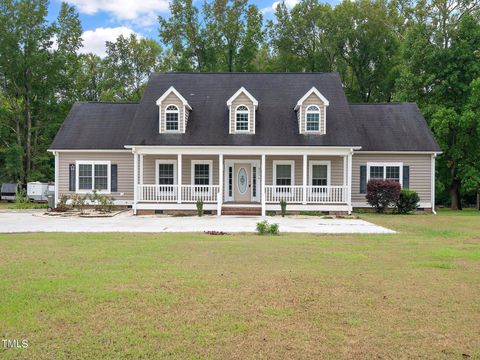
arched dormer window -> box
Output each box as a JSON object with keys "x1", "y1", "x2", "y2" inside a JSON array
[
  {"x1": 165, "y1": 105, "x2": 179, "y2": 131},
  {"x1": 235, "y1": 105, "x2": 249, "y2": 131},
  {"x1": 305, "y1": 105, "x2": 320, "y2": 132}
]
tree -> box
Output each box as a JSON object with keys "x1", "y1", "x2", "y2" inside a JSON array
[
  {"x1": 331, "y1": 0, "x2": 400, "y2": 102},
  {"x1": 102, "y1": 34, "x2": 163, "y2": 101}
]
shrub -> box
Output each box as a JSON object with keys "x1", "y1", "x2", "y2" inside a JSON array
[
  {"x1": 15, "y1": 187, "x2": 30, "y2": 207},
  {"x1": 53, "y1": 194, "x2": 70, "y2": 212},
  {"x1": 269, "y1": 223, "x2": 280, "y2": 235},
  {"x1": 395, "y1": 189, "x2": 420, "y2": 214},
  {"x1": 70, "y1": 194, "x2": 84, "y2": 211},
  {"x1": 196, "y1": 198, "x2": 204, "y2": 217},
  {"x1": 256, "y1": 220, "x2": 269, "y2": 235},
  {"x1": 280, "y1": 199, "x2": 287, "y2": 217},
  {"x1": 256, "y1": 220, "x2": 280, "y2": 235},
  {"x1": 98, "y1": 195, "x2": 113, "y2": 213},
  {"x1": 366, "y1": 179, "x2": 401, "y2": 213}
]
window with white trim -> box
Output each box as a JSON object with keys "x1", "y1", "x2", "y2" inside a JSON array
[
  {"x1": 76, "y1": 161, "x2": 111, "y2": 193},
  {"x1": 235, "y1": 105, "x2": 249, "y2": 131},
  {"x1": 310, "y1": 162, "x2": 329, "y2": 186},
  {"x1": 273, "y1": 161, "x2": 294, "y2": 187},
  {"x1": 306, "y1": 105, "x2": 320, "y2": 131},
  {"x1": 192, "y1": 160, "x2": 213, "y2": 192},
  {"x1": 165, "y1": 105, "x2": 179, "y2": 131},
  {"x1": 155, "y1": 160, "x2": 177, "y2": 185},
  {"x1": 367, "y1": 162, "x2": 403, "y2": 186}
]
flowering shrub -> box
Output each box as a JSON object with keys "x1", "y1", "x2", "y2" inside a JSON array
[{"x1": 366, "y1": 179, "x2": 401, "y2": 213}]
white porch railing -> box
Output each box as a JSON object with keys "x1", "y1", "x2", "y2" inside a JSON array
[
  {"x1": 138, "y1": 185, "x2": 178, "y2": 202},
  {"x1": 265, "y1": 185, "x2": 348, "y2": 204},
  {"x1": 137, "y1": 185, "x2": 219, "y2": 203},
  {"x1": 181, "y1": 185, "x2": 219, "y2": 203}
]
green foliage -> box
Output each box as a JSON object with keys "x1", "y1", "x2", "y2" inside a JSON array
[
  {"x1": 280, "y1": 199, "x2": 287, "y2": 217},
  {"x1": 366, "y1": 179, "x2": 401, "y2": 213},
  {"x1": 395, "y1": 189, "x2": 420, "y2": 214},
  {"x1": 98, "y1": 195, "x2": 114, "y2": 213},
  {"x1": 256, "y1": 220, "x2": 280, "y2": 235},
  {"x1": 196, "y1": 198, "x2": 204, "y2": 217}
]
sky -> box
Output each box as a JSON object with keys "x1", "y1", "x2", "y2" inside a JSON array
[{"x1": 46, "y1": 0, "x2": 305, "y2": 57}]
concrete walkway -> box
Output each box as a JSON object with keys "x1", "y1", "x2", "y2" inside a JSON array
[{"x1": 0, "y1": 211, "x2": 394, "y2": 234}]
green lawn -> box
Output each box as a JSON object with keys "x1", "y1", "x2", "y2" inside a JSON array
[{"x1": 0, "y1": 210, "x2": 479, "y2": 359}]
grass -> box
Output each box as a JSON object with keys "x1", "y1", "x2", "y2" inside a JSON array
[
  {"x1": 0, "y1": 209, "x2": 479, "y2": 359},
  {"x1": 0, "y1": 201, "x2": 48, "y2": 209}
]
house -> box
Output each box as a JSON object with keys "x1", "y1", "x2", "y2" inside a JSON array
[{"x1": 49, "y1": 73, "x2": 440, "y2": 215}]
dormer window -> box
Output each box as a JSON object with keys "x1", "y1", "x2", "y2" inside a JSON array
[
  {"x1": 235, "y1": 105, "x2": 250, "y2": 131},
  {"x1": 165, "y1": 105, "x2": 179, "y2": 131},
  {"x1": 156, "y1": 86, "x2": 192, "y2": 134},
  {"x1": 306, "y1": 105, "x2": 320, "y2": 131},
  {"x1": 294, "y1": 87, "x2": 329, "y2": 135},
  {"x1": 227, "y1": 87, "x2": 258, "y2": 134}
]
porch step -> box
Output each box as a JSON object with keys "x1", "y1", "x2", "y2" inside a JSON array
[{"x1": 221, "y1": 207, "x2": 262, "y2": 216}]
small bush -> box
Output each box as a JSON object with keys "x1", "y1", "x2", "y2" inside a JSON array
[
  {"x1": 256, "y1": 220, "x2": 280, "y2": 235},
  {"x1": 269, "y1": 223, "x2": 279, "y2": 235},
  {"x1": 14, "y1": 187, "x2": 29, "y2": 207},
  {"x1": 366, "y1": 179, "x2": 401, "y2": 213},
  {"x1": 280, "y1": 199, "x2": 287, "y2": 217},
  {"x1": 70, "y1": 194, "x2": 84, "y2": 210},
  {"x1": 52, "y1": 194, "x2": 70, "y2": 212},
  {"x1": 196, "y1": 198, "x2": 204, "y2": 217},
  {"x1": 98, "y1": 195, "x2": 114, "y2": 213},
  {"x1": 395, "y1": 189, "x2": 420, "y2": 214}
]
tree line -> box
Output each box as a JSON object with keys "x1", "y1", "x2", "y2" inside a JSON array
[{"x1": 0, "y1": 0, "x2": 479, "y2": 209}]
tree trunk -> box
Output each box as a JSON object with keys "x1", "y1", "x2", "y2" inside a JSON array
[
  {"x1": 477, "y1": 191, "x2": 479, "y2": 211},
  {"x1": 24, "y1": 91, "x2": 31, "y2": 182},
  {"x1": 450, "y1": 178, "x2": 462, "y2": 210}
]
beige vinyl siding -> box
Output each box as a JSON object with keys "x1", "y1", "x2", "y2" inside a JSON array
[
  {"x1": 230, "y1": 93, "x2": 255, "y2": 134},
  {"x1": 58, "y1": 152, "x2": 134, "y2": 200},
  {"x1": 299, "y1": 93, "x2": 326, "y2": 134},
  {"x1": 143, "y1": 155, "x2": 219, "y2": 185},
  {"x1": 308, "y1": 156, "x2": 344, "y2": 186},
  {"x1": 160, "y1": 93, "x2": 185, "y2": 133},
  {"x1": 352, "y1": 153, "x2": 432, "y2": 205}
]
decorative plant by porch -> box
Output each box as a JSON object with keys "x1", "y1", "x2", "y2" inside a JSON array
[
  {"x1": 366, "y1": 179, "x2": 401, "y2": 213},
  {"x1": 279, "y1": 199, "x2": 287, "y2": 217},
  {"x1": 196, "y1": 198, "x2": 204, "y2": 217},
  {"x1": 256, "y1": 220, "x2": 280, "y2": 235},
  {"x1": 395, "y1": 189, "x2": 420, "y2": 214}
]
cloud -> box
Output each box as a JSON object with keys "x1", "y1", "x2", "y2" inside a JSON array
[
  {"x1": 262, "y1": 0, "x2": 299, "y2": 14},
  {"x1": 79, "y1": 27, "x2": 142, "y2": 57},
  {"x1": 67, "y1": 0, "x2": 170, "y2": 27}
]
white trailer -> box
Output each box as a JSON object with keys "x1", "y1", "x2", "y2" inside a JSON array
[{"x1": 27, "y1": 182, "x2": 49, "y2": 202}]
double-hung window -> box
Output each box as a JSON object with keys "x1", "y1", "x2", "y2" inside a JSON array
[
  {"x1": 76, "y1": 161, "x2": 111, "y2": 193},
  {"x1": 192, "y1": 160, "x2": 212, "y2": 193},
  {"x1": 235, "y1": 105, "x2": 249, "y2": 131},
  {"x1": 165, "y1": 105, "x2": 179, "y2": 131},
  {"x1": 273, "y1": 161, "x2": 294, "y2": 194},
  {"x1": 309, "y1": 161, "x2": 330, "y2": 197},
  {"x1": 367, "y1": 162, "x2": 403, "y2": 186},
  {"x1": 305, "y1": 105, "x2": 320, "y2": 132},
  {"x1": 156, "y1": 160, "x2": 177, "y2": 195}
]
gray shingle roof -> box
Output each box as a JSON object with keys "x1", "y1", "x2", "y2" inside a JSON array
[
  {"x1": 50, "y1": 102, "x2": 138, "y2": 149},
  {"x1": 50, "y1": 73, "x2": 440, "y2": 152},
  {"x1": 350, "y1": 103, "x2": 441, "y2": 152}
]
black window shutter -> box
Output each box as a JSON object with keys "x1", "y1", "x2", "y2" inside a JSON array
[
  {"x1": 69, "y1": 164, "x2": 76, "y2": 191},
  {"x1": 403, "y1": 166, "x2": 410, "y2": 189},
  {"x1": 360, "y1": 165, "x2": 367, "y2": 194},
  {"x1": 111, "y1": 164, "x2": 118, "y2": 192}
]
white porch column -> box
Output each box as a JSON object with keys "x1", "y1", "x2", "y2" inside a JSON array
[
  {"x1": 177, "y1": 154, "x2": 182, "y2": 203},
  {"x1": 54, "y1": 151, "x2": 59, "y2": 207},
  {"x1": 133, "y1": 152, "x2": 138, "y2": 214},
  {"x1": 347, "y1": 151, "x2": 353, "y2": 214},
  {"x1": 302, "y1": 154, "x2": 307, "y2": 205},
  {"x1": 261, "y1": 154, "x2": 266, "y2": 217},
  {"x1": 431, "y1": 154, "x2": 437, "y2": 214},
  {"x1": 218, "y1": 154, "x2": 223, "y2": 216},
  {"x1": 343, "y1": 156, "x2": 347, "y2": 186},
  {"x1": 139, "y1": 154, "x2": 144, "y2": 185}
]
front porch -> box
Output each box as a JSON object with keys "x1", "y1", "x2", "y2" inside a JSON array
[{"x1": 131, "y1": 147, "x2": 353, "y2": 215}]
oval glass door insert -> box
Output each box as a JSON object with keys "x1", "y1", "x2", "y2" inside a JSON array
[{"x1": 238, "y1": 168, "x2": 248, "y2": 194}]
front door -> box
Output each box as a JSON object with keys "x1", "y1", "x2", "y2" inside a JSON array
[{"x1": 234, "y1": 163, "x2": 251, "y2": 202}]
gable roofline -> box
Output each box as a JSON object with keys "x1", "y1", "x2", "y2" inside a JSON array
[
  {"x1": 156, "y1": 86, "x2": 192, "y2": 110},
  {"x1": 294, "y1": 86, "x2": 330, "y2": 110},
  {"x1": 226, "y1": 86, "x2": 259, "y2": 107}
]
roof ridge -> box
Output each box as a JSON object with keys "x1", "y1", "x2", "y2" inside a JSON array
[
  {"x1": 75, "y1": 101, "x2": 139, "y2": 105},
  {"x1": 349, "y1": 102, "x2": 415, "y2": 105}
]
